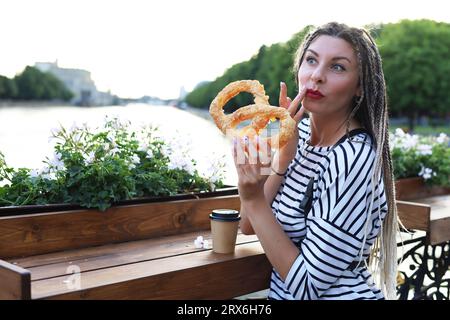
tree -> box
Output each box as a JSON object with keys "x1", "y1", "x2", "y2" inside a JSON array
[
  {"x1": 0, "y1": 75, "x2": 18, "y2": 99},
  {"x1": 378, "y1": 19, "x2": 450, "y2": 130},
  {"x1": 13, "y1": 66, "x2": 73, "y2": 101}
]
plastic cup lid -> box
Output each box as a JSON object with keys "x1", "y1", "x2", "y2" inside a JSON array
[{"x1": 209, "y1": 209, "x2": 240, "y2": 221}]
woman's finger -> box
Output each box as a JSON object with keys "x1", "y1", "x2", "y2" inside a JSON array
[
  {"x1": 258, "y1": 137, "x2": 272, "y2": 166},
  {"x1": 287, "y1": 86, "x2": 307, "y2": 118},
  {"x1": 293, "y1": 105, "x2": 306, "y2": 123},
  {"x1": 248, "y1": 136, "x2": 258, "y2": 165},
  {"x1": 232, "y1": 136, "x2": 246, "y2": 167},
  {"x1": 279, "y1": 82, "x2": 290, "y2": 109}
]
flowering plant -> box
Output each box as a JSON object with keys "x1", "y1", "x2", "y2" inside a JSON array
[
  {"x1": 390, "y1": 128, "x2": 450, "y2": 188},
  {"x1": 0, "y1": 116, "x2": 226, "y2": 211}
]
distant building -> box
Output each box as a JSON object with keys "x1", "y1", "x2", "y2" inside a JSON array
[
  {"x1": 34, "y1": 61, "x2": 116, "y2": 106},
  {"x1": 179, "y1": 86, "x2": 187, "y2": 100}
]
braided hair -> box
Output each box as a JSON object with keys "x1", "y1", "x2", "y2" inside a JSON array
[{"x1": 293, "y1": 22, "x2": 399, "y2": 299}]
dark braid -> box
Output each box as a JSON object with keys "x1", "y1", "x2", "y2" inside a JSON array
[{"x1": 293, "y1": 22, "x2": 399, "y2": 299}]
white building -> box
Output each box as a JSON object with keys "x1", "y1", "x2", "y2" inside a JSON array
[{"x1": 34, "y1": 61, "x2": 116, "y2": 106}]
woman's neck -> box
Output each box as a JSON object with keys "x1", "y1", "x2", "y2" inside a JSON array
[{"x1": 308, "y1": 114, "x2": 362, "y2": 147}]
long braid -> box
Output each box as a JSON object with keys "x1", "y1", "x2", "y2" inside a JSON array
[{"x1": 293, "y1": 22, "x2": 399, "y2": 299}]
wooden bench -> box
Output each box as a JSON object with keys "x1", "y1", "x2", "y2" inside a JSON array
[
  {"x1": 0, "y1": 195, "x2": 272, "y2": 300},
  {"x1": 397, "y1": 194, "x2": 450, "y2": 245}
]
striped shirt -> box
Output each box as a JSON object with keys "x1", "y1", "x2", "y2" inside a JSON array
[{"x1": 268, "y1": 118, "x2": 388, "y2": 300}]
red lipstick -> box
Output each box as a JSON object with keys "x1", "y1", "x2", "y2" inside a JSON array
[{"x1": 306, "y1": 89, "x2": 324, "y2": 100}]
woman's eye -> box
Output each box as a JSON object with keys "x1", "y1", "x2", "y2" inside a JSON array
[
  {"x1": 306, "y1": 57, "x2": 316, "y2": 64},
  {"x1": 332, "y1": 64, "x2": 345, "y2": 72}
]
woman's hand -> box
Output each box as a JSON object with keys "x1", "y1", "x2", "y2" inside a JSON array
[
  {"x1": 232, "y1": 135, "x2": 272, "y2": 202},
  {"x1": 273, "y1": 82, "x2": 307, "y2": 172}
]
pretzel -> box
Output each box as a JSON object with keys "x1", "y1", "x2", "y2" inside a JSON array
[{"x1": 209, "y1": 80, "x2": 296, "y2": 148}]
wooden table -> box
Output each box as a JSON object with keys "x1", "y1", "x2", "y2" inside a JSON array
[{"x1": 1, "y1": 230, "x2": 271, "y2": 300}]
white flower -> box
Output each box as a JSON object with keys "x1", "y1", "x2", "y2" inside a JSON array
[
  {"x1": 40, "y1": 167, "x2": 56, "y2": 180},
  {"x1": 201, "y1": 155, "x2": 225, "y2": 188},
  {"x1": 137, "y1": 141, "x2": 149, "y2": 152},
  {"x1": 436, "y1": 133, "x2": 448, "y2": 145},
  {"x1": 49, "y1": 152, "x2": 65, "y2": 170},
  {"x1": 106, "y1": 132, "x2": 116, "y2": 144},
  {"x1": 194, "y1": 236, "x2": 204, "y2": 248},
  {"x1": 416, "y1": 144, "x2": 432, "y2": 156},
  {"x1": 84, "y1": 151, "x2": 96, "y2": 165},
  {"x1": 50, "y1": 127, "x2": 61, "y2": 136},
  {"x1": 146, "y1": 149, "x2": 153, "y2": 159},
  {"x1": 402, "y1": 134, "x2": 419, "y2": 150},
  {"x1": 110, "y1": 147, "x2": 120, "y2": 156},
  {"x1": 48, "y1": 127, "x2": 61, "y2": 142},
  {"x1": 68, "y1": 121, "x2": 81, "y2": 134},
  {"x1": 168, "y1": 155, "x2": 195, "y2": 174},
  {"x1": 419, "y1": 167, "x2": 434, "y2": 180},
  {"x1": 395, "y1": 128, "x2": 406, "y2": 137},
  {"x1": 73, "y1": 132, "x2": 82, "y2": 143},
  {"x1": 130, "y1": 154, "x2": 140, "y2": 164},
  {"x1": 103, "y1": 143, "x2": 110, "y2": 151},
  {"x1": 194, "y1": 236, "x2": 210, "y2": 249},
  {"x1": 29, "y1": 168, "x2": 41, "y2": 178}
]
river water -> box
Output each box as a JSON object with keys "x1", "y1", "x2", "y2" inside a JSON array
[{"x1": 0, "y1": 103, "x2": 238, "y2": 185}]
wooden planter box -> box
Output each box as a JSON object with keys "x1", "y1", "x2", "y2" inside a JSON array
[
  {"x1": 395, "y1": 177, "x2": 450, "y2": 201},
  {"x1": 0, "y1": 187, "x2": 273, "y2": 300}
]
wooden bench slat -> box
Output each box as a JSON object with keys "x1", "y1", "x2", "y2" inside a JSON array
[
  {"x1": 11, "y1": 231, "x2": 258, "y2": 281},
  {"x1": 0, "y1": 260, "x2": 31, "y2": 300},
  {"x1": 32, "y1": 241, "x2": 271, "y2": 300}
]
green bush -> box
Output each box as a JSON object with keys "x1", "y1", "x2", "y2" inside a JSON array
[
  {"x1": 0, "y1": 117, "x2": 225, "y2": 211},
  {"x1": 390, "y1": 129, "x2": 450, "y2": 187}
]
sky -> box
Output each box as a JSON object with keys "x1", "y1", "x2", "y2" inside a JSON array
[{"x1": 0, "y1": 0, "x2": 449, "y2": 99}]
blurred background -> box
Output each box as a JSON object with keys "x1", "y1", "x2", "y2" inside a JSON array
[{"x1": 0, "y1": 0, "x2": 449, "y2": 185}]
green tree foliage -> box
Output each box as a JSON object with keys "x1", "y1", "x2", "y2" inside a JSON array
[
  {"x1": 12, "y1": 66, "x2": 73, "y2": 101},
  {"x1": 377, "y1": 19, "x2": 450, "y2": 128},
  {"x1": 185, "y1": 26, "x2": 314, "y2": 110},
  {"x1": 0, "y1": 75, "x2": 18, "y2": 99}
]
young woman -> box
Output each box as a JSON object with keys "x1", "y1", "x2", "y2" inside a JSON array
[{"x1": 233, "y1": 22, "x2": 398, "y2": 300}]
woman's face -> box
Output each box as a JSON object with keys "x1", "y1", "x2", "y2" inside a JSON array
[{"x1": 298, "y1": 35, "x2": 360, "y2": 118}]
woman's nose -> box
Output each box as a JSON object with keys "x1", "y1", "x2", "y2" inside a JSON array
[{"x1": 310, "y1": 66, "x2": 325, "y2": 84}]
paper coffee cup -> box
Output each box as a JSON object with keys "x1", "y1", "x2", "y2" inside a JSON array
[{"x1": 209, "y1": 209, "x2": 241, "y2": 254}]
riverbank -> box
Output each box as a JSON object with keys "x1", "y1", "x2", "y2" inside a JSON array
[{"x1": 0, "y1": 100, "x2": 72, "y2": 108}]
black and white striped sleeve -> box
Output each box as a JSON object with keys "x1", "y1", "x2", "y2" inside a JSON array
[{"x1": 283, "y1": 140, "x2": 377, "y2": 299}]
